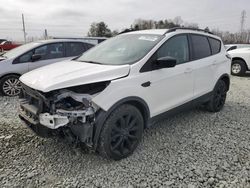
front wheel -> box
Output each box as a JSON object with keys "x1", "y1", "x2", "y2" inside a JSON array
[
  {"x1": 0, "y1": 75, "x2": 22, "y2": 96},
  {"x1": 206, "y1": 80, "x2": 227, "y2": 112},
  {"x1": 231, "y1": 60, "x2": 246, "y2": 76},
  {"x1": 98, "y1": 104, "x2": 144, "y2": 160}
]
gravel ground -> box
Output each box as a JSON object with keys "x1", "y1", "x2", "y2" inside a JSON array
[{"x1": 0, "y1": 76, "x2": 250, "y2": 188}]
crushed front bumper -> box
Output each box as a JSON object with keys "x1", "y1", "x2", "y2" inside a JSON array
[
  {"x1": 19, "y1": 98, "x2": 92, "y2": 130},
  {"x1": 18, "y1": 84, "x2": 96, "y2": 145}
]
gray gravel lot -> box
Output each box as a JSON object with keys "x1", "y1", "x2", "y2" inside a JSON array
[{"x1": 0, "y1": 76, "x2": 250, "y2": 188}]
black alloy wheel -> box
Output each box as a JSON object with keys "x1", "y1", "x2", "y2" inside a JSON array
[
  {"x1": 206, "y1": 80, "x2": 227, "y2": 112},
  {"x1": 98, "y1": 104, "x2": 144, "y2": 160}
]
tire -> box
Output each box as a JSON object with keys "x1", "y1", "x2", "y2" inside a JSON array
[
  {"x1": 98, "y1": 104, "x2": 144, "y2": 160},
  {"x1": 231, "y1": 60, "x2": 247, "y2": 76},
  {"x1": 0, "y1": 75, "x2": 22, "y2": 96},
  {"x1": 206, "y1": 80, "x2": 227, "y2": 112}
]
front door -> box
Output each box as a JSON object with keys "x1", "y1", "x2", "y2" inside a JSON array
[{"x1": 145, "y1": 34, "x2": 194, "y2": 117}]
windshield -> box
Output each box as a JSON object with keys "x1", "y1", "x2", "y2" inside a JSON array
[
  {"x1": 3, "y1": 42, "x2": 40, "y2": 59},
  {"x1": 76, "y1": 34, "x2": 164, "y2": 65}
]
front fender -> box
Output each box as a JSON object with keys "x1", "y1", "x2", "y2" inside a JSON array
[{"x1": 93, "y1": 96, "x2": 150, "y2": 150}]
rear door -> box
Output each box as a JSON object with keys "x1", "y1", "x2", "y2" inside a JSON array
[
  {"x1": 190, "y1": 34, "x2": 215, "y2": 98},
  {"x1": 28, "y1": 43, "x2": 69, "y2": 71}
]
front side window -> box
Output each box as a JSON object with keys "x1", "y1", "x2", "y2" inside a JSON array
[
  {"x1": 156, "y1": 35, "x2": 189, "y2": 64},
  {"x1": 191, "y1": 35, "x2": 211, "y2": 60},
  {"x1": 34, "y1": 43, "x2": 64, "y2": 60},
  {"x1": 19, "y1": 51, "x2": 33, "y2": 63},
  {"x1": 76, "y1": 34, "x2": 164, "y2": 65},
  {"x1": 34, "y1": 45, "x2": 47, "y2": 60}
]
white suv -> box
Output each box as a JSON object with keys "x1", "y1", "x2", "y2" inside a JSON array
[{"x1": 19, "y1": 28, "x2": 231, "y2": 160}]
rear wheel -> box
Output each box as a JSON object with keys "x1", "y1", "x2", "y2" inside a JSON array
[
  {"x1": 0, "y1": 75, "x2": 22, "y2": 96},
  {"x1": 206, "y1": 80, "x2": 227, "y2": 112},
  {"x1": 98, "y1": 104, "x2": 144, "y2": 160},
  {"x1": 231, "y1": 60, "x2": 246, "y2": 76}
]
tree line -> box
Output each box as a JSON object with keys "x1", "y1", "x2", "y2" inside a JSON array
[{"x1": 87, "y1": 17, "x2": 250, "y2": 44}]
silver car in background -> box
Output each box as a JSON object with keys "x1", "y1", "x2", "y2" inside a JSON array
[{"x1": 0, "y1": 39, "x2": 94, "y2": 96}]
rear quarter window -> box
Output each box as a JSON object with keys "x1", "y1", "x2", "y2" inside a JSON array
[
  {"x1": 208, "y1": 37, "x2": 221, "y2": 55},
  {"x1": 191, "y1": 34, "x2": 211, "y2": 60},
  {"x1": 65, "y1": 42, "x2": 84, "y2": 57},
  {"x1": 65, "y1": 42, "x2": 93, "y2": 57}
]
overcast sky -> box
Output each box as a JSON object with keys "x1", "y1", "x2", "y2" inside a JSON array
[{"x1": 0, "y1": 0, "x2": 249, "y2": 41}]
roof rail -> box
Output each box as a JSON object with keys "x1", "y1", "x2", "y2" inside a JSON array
[
  {"x1": 119, "y1": 29, "x2": 137, "y2": 35},
  {"x1": 164, "y1": 27, "x2": 214, "y2": 35}
]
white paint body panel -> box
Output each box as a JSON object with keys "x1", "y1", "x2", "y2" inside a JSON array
[
  {"x1": 228, "y1": 48, "x2": 250, "y2": 69},
  {"x1": 20, "y1": 60, "x2": 130, "y2": 92}
]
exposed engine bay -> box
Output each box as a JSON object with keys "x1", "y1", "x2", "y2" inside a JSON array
[{"x1": 19, "y1": 81, "x2": 110, "y2": 146}]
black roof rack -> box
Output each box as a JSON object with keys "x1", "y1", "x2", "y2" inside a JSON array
[{"x1": 164, "y1": 27, "x2": 214, "y2": 35}]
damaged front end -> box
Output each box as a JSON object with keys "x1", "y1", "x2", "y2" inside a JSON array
[{"x1": 19, "y1": 81, "x2": 109, "y2": 146}]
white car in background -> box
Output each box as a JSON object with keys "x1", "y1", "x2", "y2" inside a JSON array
[
  {"x1": 225, "y1": 44, "x2": 250, "y2": 52},
  {"x1": 228, "y1": 47, "x2": 250, "y2": 76}
]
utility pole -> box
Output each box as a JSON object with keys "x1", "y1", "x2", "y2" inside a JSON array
[
  {"x1": 240, "y1": 10, "x2": 246, "y2": 43},
  {"x1": 22, "y1": 14, "x2": 27, "y2": 43},
  {"x1": 44, "y1": 29, "x2": 48, "y2": 40}
]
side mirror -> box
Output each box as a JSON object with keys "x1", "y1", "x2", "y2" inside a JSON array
[
  {"x1": 155, "y1": 56, "x2": 177, "y2": 69},
  {"x1": 31, "y1": 54, "x2": 42, "y2": 62}
]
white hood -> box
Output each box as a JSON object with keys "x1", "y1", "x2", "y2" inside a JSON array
[
  {"x1": 228, "y1": 48, "x2": 250, "y2": 54},
  {"x1": 20, "y1": 60, "x2": 130, "y2": 92}
]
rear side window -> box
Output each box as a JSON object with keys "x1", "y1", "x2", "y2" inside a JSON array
[
  {"x1": 208, "y1": 37, "x2": 221, "y2": 54},
  {"x1": 66, "y1": 42, "x2": 85, "y2": 57},
  {"x1": 191, "y1": 35, "x2": 211, "y2": 60},
  {"x1": 84, "y1": 43, "x2": 94, "y2": 50}
]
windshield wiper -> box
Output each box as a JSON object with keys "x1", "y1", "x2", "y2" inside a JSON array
[{"x1": 78, "y1": 60, "x2": 102, "y2": 65}]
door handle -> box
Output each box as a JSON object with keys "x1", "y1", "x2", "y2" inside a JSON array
[
  {"x1": 184, "y1": 68, "x2": 193, "y2": 73},
  {"x1": 211, "y1": 61, "x2": 217, "y2": 66},
  {"x1": 141, "y1": 81, "x2": 151, "y2": 87}
]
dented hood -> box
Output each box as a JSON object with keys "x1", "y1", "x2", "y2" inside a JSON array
[{"x1": 20, "y1": 60, "x2": 130, "y2": 92}]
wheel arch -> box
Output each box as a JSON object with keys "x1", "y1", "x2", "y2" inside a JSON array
[
  {"x1": 217, "y1": 73, "x2": 230, "y2": 91},
  {"x1": 0, "y1": 73, "x2": 22, "y2": 81},
  {"x1": 232, "y1": 57, "x2": 248, "y2": 70},
  {"x1": 93, "y1": 96, "x2": 150, "y2": 150}
]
